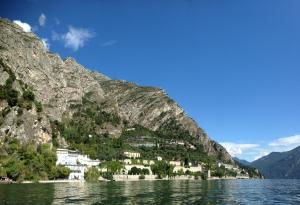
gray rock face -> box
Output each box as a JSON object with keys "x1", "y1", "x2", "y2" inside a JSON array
[{"x1": 0, "y1": 18, "x2": 233, "y2": 163}]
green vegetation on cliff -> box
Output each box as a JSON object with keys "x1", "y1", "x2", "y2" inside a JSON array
[
  {"x1": 0, "y1": 59, "x2": 43, "y2": 118},
  {"x1": 0, "y1": 138, "x2": 70, "y2": 182},
  {"x1": 52, "y1": 95, "x2": 216, "y2": 164}
]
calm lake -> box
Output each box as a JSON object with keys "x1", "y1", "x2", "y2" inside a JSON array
[{"x1": 0, "y1": 179, "x2": 300, "y2": 205}]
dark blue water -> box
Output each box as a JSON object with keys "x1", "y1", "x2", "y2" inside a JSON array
[{"x1": 0, "y1": 179, "x2": 300, "y2": 205}]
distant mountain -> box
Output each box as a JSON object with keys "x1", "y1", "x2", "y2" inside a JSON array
[
  {"x1": 233, "y1": 157, "x2": 251, "y2": 166},
  {"x1": 251, "y1": 146, "x2": 300, "y2": 179}
]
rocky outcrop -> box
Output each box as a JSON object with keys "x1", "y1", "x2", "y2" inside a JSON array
[{"x1": 0, "y1": 18, "x2": 233, "y2": 163}]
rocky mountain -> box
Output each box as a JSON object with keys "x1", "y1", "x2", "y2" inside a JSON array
[
  {"x1": 251, "y1": 146, "x2": 300, "y2": 179},
  {"x1": 233, "y1": 157, "x2": 251, "y2": 166},
  {"x1": 0, "y1": 18, "x2": 233, "y2": 163}
]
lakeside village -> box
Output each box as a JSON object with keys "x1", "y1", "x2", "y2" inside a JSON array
[
  {"x1": 0, "y1": 145, "x2": 253, "y2": 184},
  {"x1": 0, "y1": 124, "x2": 259, "y2": 183},
  {"x1": 53, "y1": 148, "x2": 252, "y2": 182}
]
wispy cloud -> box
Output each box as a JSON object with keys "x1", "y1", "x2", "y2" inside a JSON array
[
  {"x1": 13, "y1": 20, "x2": 31, "y2": 32},
  {"x1": 100, "y1": 40, "x2": 117, "y2": 47},
  {"x1": 269, "y1": 135, "x2": 300, "y2": 147},
  {"x1": 39, "y1": 13, "x2": 46, "y2": 26},
  {"x1": 253, "y1": 150, "x2": 272, "y2": 161},
  {"x1": 221, "y1": 142, "x2": 259, "y2": 157},
  {"x1": 52, "y1": 26, "x2": 95, "y2": 51},
  {"x1": 41, "y1": 38, "x2": 50, "y2": 50},
  {"x1": 222, "y1": 134, "x2": 300, "y2": 162}
]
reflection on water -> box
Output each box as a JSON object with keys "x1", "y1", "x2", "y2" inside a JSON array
[
  {"x1": 1, "y1": 180, "x2": 300, "y2": 204},
  {"x1": 0, "y1": 183, "x2": 55, "y2": 205}
]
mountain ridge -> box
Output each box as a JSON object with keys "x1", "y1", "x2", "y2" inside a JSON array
[
  {"x1": 233, "y1": 157, "x2": 252, "y2": 166},
  {"x1": 251, "y1": 146, "x2": 300, "y2": 179},
  {"x1": 0, "y1": 18, "x2": 232, "y2": 163}
]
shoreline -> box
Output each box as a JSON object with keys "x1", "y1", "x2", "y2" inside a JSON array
[
  {"x1": 21, "y1": 179, "x2": 85, "y2": 184},
  {"x1": 14, "y1": 176, "x2": 254, "y2": 184}
]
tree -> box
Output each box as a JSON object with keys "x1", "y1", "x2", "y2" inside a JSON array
[
  {"x1": 128, "y1": 166, "x2": 140, "y2": 175},
  {"x1": 214, "y1": 165, "x2": 225, "y2": 178},
  {"x1": 141, "y1": 168, "x2": 150, "y2": 175},
  {"x1": 185, "y1": 170, "x2": 192, "y2": 175},
  {"x1": 101, "y1": 172, "x2": 113, "y2": 180},
  {"x1": 102, "y1": 161, "x2": 124, "y2": 174},
  {"x1": 85, "y1": 167, "x2": 100, "y2": 182},
  {"x1": 0, "y1": 167, "x2": 7, "y2": 177},
  {"x1": 40, "y1": 144, "x2": 57, "y2": 172},
  {"x1": 151, "y1": 161, "x2": 174, "y2": 179},
  {"x1": 177, "y1": 169, "x2": 184, "y2": 176},
  {"x1": 7, "y1": 138, "x2": 20, "y2": 154},
  {"x1": 23, "y1": 144, "x2": 36, "y2": 162},
  {"x1": 6, "y1": 89, "x2": 18, "y2": 106},
  {"x1": 184, "y1": 157, "x2": 190, "y2": 167},
  {"x1": 48, "y1": 165, "x2": 70, "y2": 180},
  {"x1": 194, "y1": 171, "x2": 201, "y2": 180},
  {"x1": 48, "y1": 167, "x2": 58, "y2": 180},
  {"x1": 35, "y1": 101, "x2": 43, "y2": 112},
  {"x1": 56, "y1": 165, "x2": 71, "y2": 179},
  {"x1": 23, "y1": 90, "x2": 35, "y2": 101},
  {"x1": 4, "y1": 157, "x2": 25, "y2": 181},
  {"x1": 1, "y1": 139, "x2": 70, "y2": 182}
]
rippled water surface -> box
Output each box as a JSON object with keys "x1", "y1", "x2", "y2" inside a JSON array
[{"x1": 1, "y1": 179, "x2": 300, "y2": 204}]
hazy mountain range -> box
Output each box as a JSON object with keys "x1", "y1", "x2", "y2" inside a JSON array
[
  {"x1": 235, "y1": 146, "x2": 300, "y2": 179},
  {"x1": 250, "y1": 146, "x2": 300, "y2": 179}
]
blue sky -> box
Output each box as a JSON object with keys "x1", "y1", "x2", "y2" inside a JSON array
[{"x1": 1, "y1": 0, "x2": 300, "y2": 161}]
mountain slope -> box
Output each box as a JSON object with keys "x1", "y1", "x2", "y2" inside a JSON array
[
  {"x1": 0, "y1": 18, "x2": 232, "y2": 163},
  {"x1": 233, "y1": 157, "x2": 251, "y2": 166},
  {"x1": 251, "y1": 146, "x2": 300, "y2": 179}
]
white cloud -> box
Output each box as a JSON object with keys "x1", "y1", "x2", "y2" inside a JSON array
[
  {"x1": 224, "y1": 134, "x2": 300, "y2": 162},
  {"x1": 39, "y1": 13, "x2": 46, "y2": 26},
  {"x1": 220, "y1": 142, "x2": 259, "y2": 157},
  {"x1": 52, "y1": 26, "x2": 95, "y2": 51},
  {"x1": 41, "y1": 38, "x2": 50, "y2": 50},
  {"x1": 269, "y1": 135, "x2": 300, "y2": 147},
  {"x1": 13, "y1": 20, "x2": 31, "y2": 32},
  {"x1": 100, "y1": 40, "x2": 117, "y2": 47}
]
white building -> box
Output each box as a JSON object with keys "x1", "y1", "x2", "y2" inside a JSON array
[
  {"x1": 170, "y1": 161, "x2": 181, "y2": 166},
  {"x1": 217, "y1": 162, "x2": 235, "y2": 170},
  {"x1": 124, "y1": 159, "x2": 132, "y2": 165},
  {"x1": 56, "y1": 148, "x2": 100, "y2": 180},
  {"x1": 173, "y1": 164, "x2": 202, "y2": 174},
  {"x1": 224, "y1": 164, "x2": 234, "y2": 170},
  {"x1": 142, "y1": 160, "x2": 155, "y2": 165},
  {"x1": 125, "y1": 128, "x2": 136, "y2": 131},
  {"x1": 124, "y1": 151, "x2": 141, "y2": 159},
  {"x1": 189, "y1": 165, "x2": 202, "y2": 173},
  {"x1": 123, "y1": 159, "x2": 155, "y2": 165},
  {"x1": 189, "y1": 145, "x2": 196, "y2": 150},
  {"x1": 156, "y1": 156, "x2": 162, "y2": 161}
]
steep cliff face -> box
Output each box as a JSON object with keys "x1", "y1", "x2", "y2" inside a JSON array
[{"x1": 0, "y1": 18, "x2": 233, "y2": 163}]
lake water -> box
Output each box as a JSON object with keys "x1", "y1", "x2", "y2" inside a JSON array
[{"x1": 0, "y1": 179, "x2": 300, "y2": 205}]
